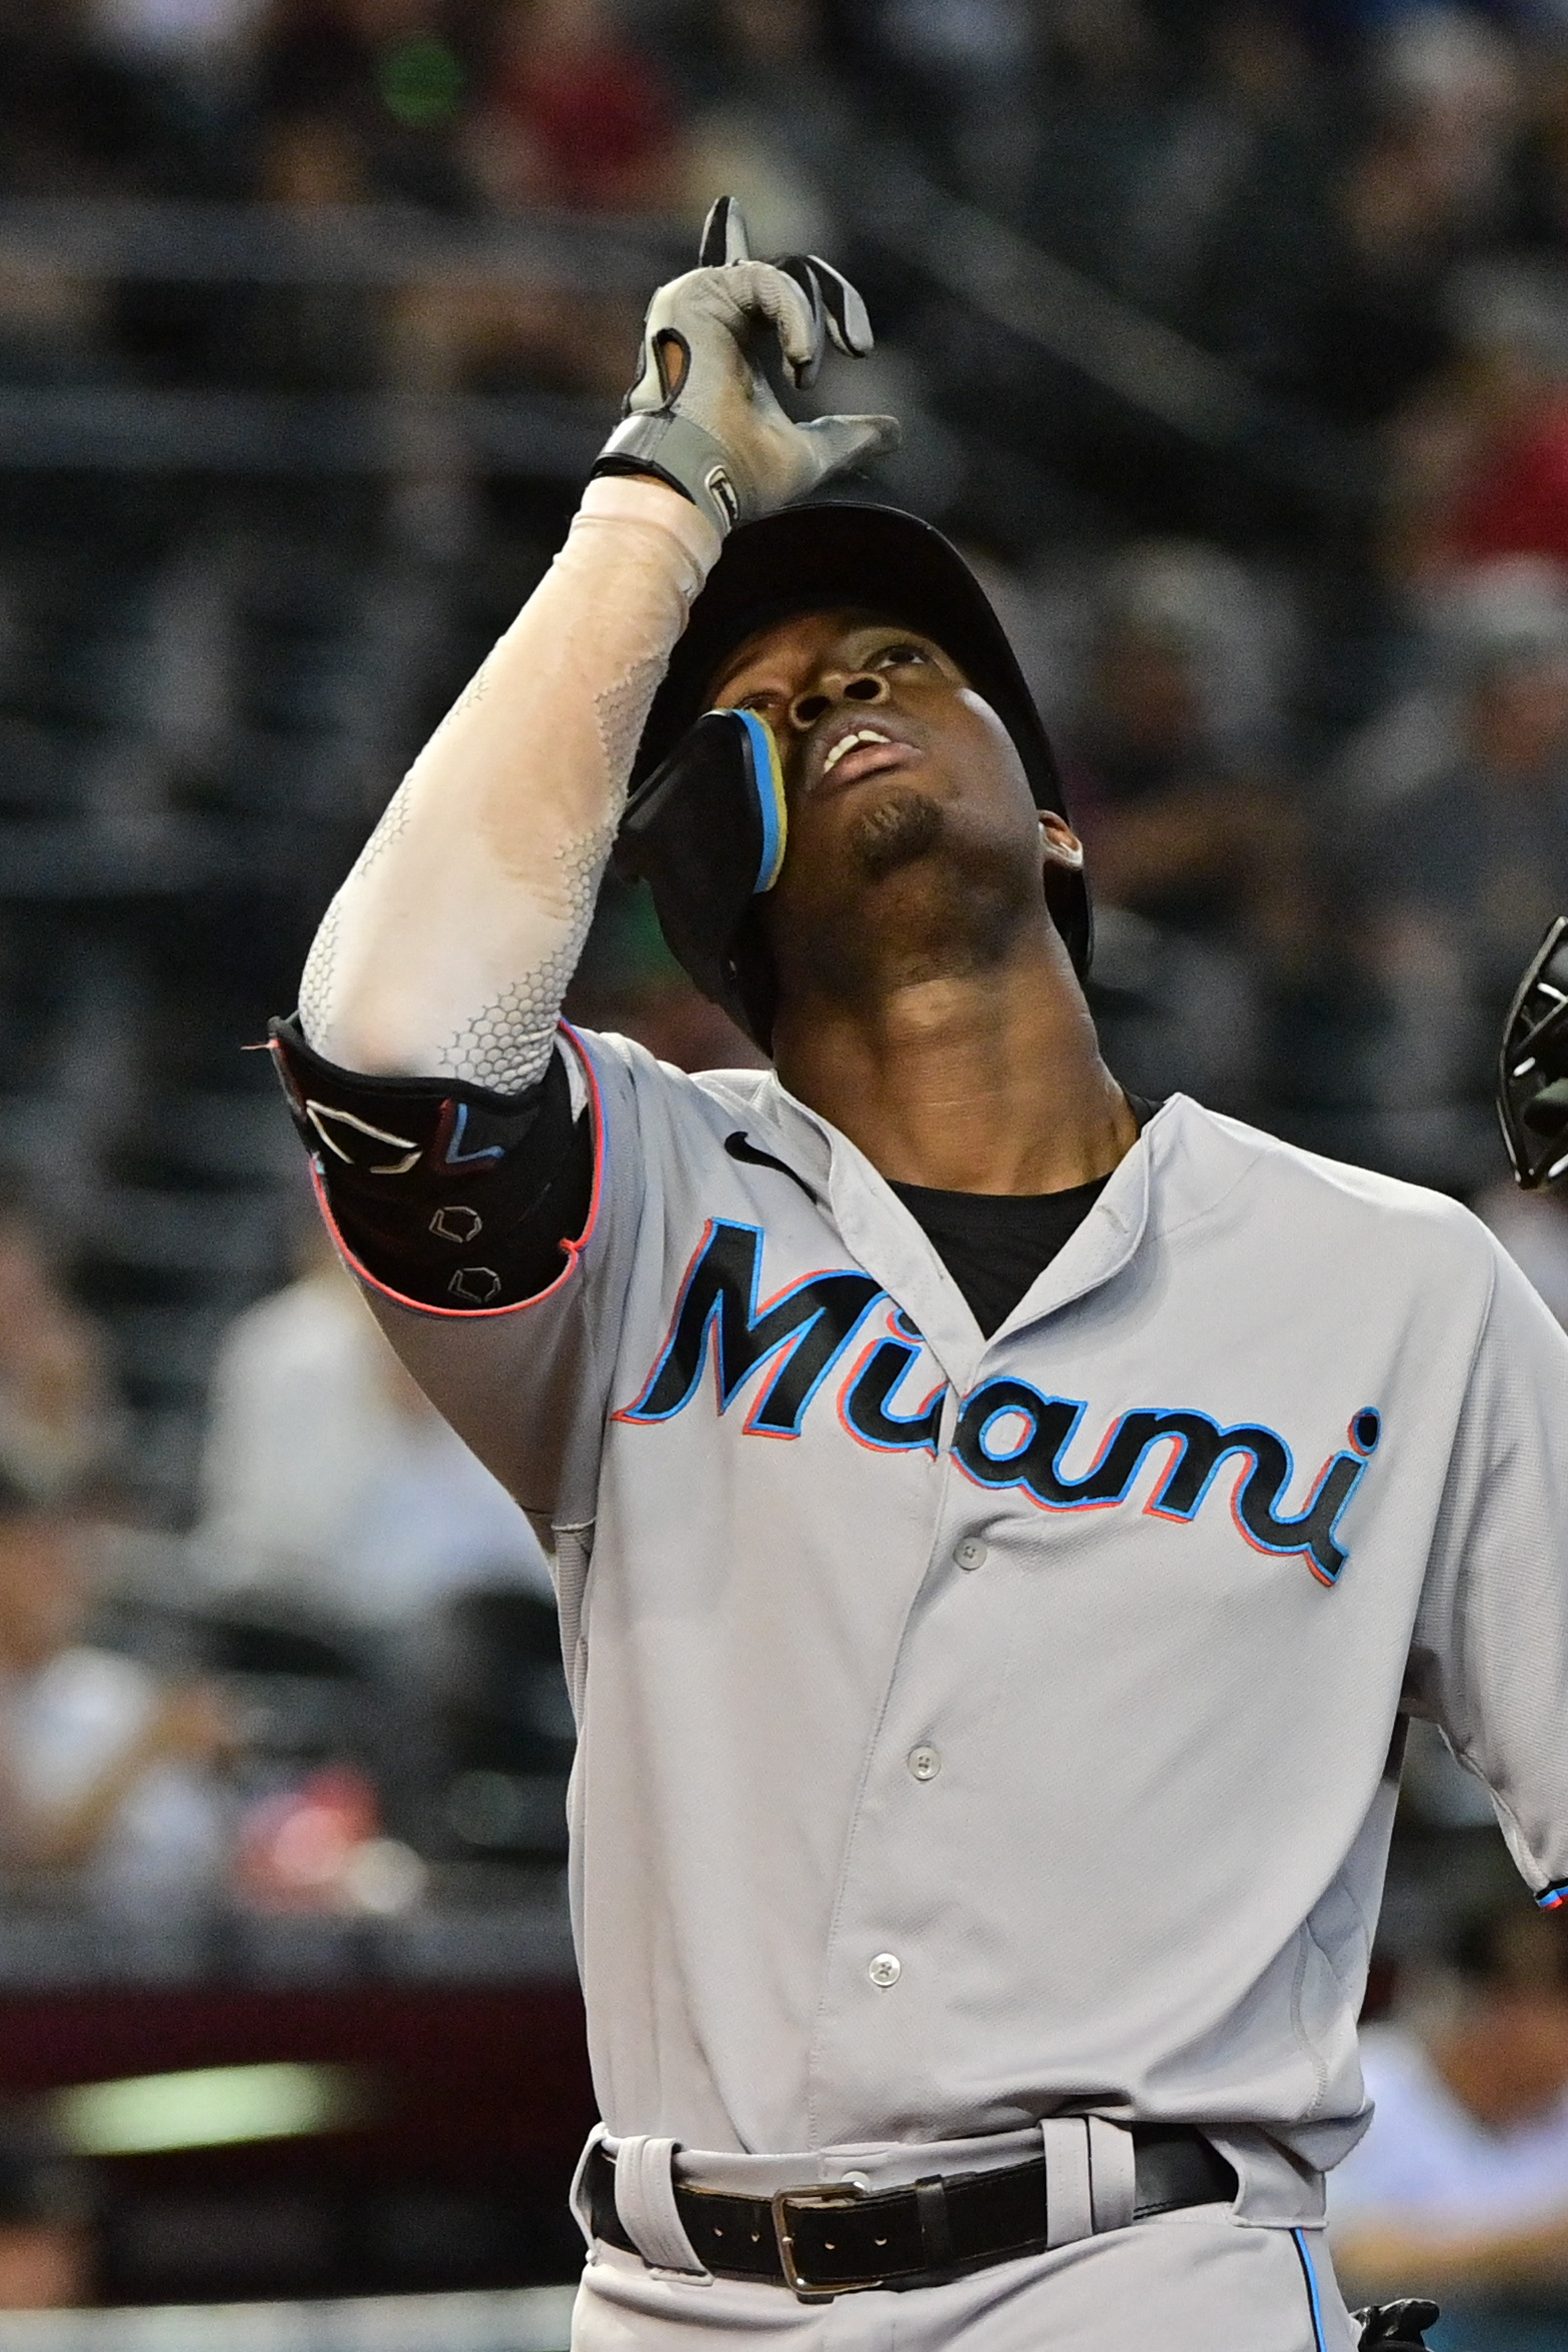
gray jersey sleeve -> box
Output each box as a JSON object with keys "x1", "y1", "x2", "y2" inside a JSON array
[
  {"x1": 346, "y1": 1032, "x2": 654, "y2": 1714},
  {"x1": 1408, "y1": 1235, "x2": 1568, "y2": 1905},
  {"x1": 346, "y1": 1032, "x2": 646, "y2": 1525}
]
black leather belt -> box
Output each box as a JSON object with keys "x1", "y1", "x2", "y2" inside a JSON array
[{"x1": 587, "y1": 2126, "x2": 1236, "y2": 2297}]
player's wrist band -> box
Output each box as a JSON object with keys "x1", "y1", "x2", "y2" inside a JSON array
[{"x1": 586, "y1": 2128, "x2": 1235, "y2": 2299}]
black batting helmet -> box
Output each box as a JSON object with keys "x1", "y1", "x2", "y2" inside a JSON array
[{"x1": 615, "y1": 501, "x2": 1092, "y2": 1047}]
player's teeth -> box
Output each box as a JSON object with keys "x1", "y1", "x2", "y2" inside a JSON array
[{"x1": 824, "y1": 729, "x2": 889, "y2": 774}]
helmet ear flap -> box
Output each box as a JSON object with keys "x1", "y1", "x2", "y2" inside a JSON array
[{"x1": 613, "y1": 709, "x2": 786, "y2": 1046}]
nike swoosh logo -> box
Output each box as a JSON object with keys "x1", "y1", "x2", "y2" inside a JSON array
[{"x1": 724, "y1": 1132, "x2": 817, "y2": 1203}]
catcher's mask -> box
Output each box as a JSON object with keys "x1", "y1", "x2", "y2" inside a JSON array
[
  {"x1": 613, "y1": 502, "x2": 1091, "y2": 1049},
  {"x1": 1499, "y1": 914, "x2": 1568, "y2": 1186}
]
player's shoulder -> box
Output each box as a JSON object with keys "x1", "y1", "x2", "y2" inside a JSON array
[
  {"x1": 1150, "y1": 1095, "x2": 1501, "y2": 1273},
  {"x1": 567, "y1": 1023, "x2": 779, "y2": 1136}
]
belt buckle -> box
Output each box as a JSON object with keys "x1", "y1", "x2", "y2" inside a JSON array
[{"x1": 771, "y1": 2180, "x2": 879, "y2": 2300}]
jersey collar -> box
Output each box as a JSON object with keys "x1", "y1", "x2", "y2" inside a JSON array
[{"x1": 745, "y1": 1074, "x2": 1165, "y2": 1393}]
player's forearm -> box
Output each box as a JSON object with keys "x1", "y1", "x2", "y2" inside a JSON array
[{"x1": 299, "y1": 475, "x2": 720, "y2": 1088}]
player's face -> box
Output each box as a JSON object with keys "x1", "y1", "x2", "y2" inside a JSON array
[{"x1": 709, "y1": 608, "x2": 1082, "y2": 930}]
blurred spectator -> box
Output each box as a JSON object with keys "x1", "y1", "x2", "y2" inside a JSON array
[
  {"x1": 823, "y1": 0, "x2": 1020, "y2": 161},
  {"x1": 0, "y1": 1482, "x2": 231, "y2": 1913},
  {"x1": 851, "y1": 0, "x2": 1036, "y2": 193},
  {"x1": 1008, "y1": 0, "x2": 1176, "y2": 292},
  {"x1": 0, "y1": 1183, "x2": 119, "y2": 1511},
  {"x1": 1246, "y1": 11, "x2": 1514, "y2": 449},
  {"x1": 0, "y1": 14, "x2": 197, "y2": 199},
  {"x1": 421, "y1": 1586, "x2": 577, "y2": 1863},
  {"x1": 1387, "y1": 262, "x2": 1568, "y2": 587},
  {"x1": 683, "y1": 0, "x2": 836, "y2": 260},
  {"x1": 1117, "y1": 2, "x2": 1330, "y2": 354},
  {"x1": 1331, "y1": 1900, "x2": 1568, "y2": 2348},
  {"x1": 227, "y1": 105, "x2": 387, "y2": 395},
  {"x1": 466, "y1": 0, "x2": 684, "y2": 216},
  {"x1": 193, "y1": 1220, "x2": 553, "y2": 1628},
  {"x1": 965, "y1": 539, "x2": 1304, "y2": 1114},
  {"x1": 1446, "y1": 275, "x2": 1568, "y2": 572},
  {"x1": 1370, "y1": 10, "x2": 1520, "y2": 250},
  {"x1": 0, "y1": 2109, "x2": 93, "y2": 2311},
  {"x1": 1064, "y1": 542, "x2": 1306, "y2": 965},
  {"x1": 88, "y1": 0, "x2": 269, "y2": 92},
  {"x1": 387, "y1": 0, "x2": 690, "y2": 423},
  {"x1": 1336, "y1": 558, "x2": 1568, "y2": 813},
  {"x1": 254, "y1": 0, "x2": 475, "y2": 210},
  {"x1": 1347, "y1": 562, "x2": 1568, "y2": 1166},
  {"x1": 1507, "y1": 20, "x2": 1568, "y2": 258}
]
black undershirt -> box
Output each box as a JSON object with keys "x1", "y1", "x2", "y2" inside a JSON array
[
  {"x1": 890, "y1": 1176, "x2": 1110, "y2": 1338},
  {"x1": 889, "y1": 1093, "x2": 1158, "y2": 1338}
]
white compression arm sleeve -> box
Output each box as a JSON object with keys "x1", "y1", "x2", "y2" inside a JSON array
[{"x1": 297, "y1": 475, "x2": 723, "y2": 1089}]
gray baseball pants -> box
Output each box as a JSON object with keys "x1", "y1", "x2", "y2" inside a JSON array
[{"x1": 572, "y1": 2214, "x2": 1358, "y2": 2352}]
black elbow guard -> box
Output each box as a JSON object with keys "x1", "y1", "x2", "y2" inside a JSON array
[{"x1": 268, "y1": 1016, "x2": 595, "y2": 1312}]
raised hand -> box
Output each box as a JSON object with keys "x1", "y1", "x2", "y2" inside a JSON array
[{"x1": 594, "y1": 197, "x2": 900, "y2": 538}]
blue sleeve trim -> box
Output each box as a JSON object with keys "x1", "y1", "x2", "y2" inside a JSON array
[{"x1": 1535, "y1": 1880, "x2": 1568, "y2": 1910}]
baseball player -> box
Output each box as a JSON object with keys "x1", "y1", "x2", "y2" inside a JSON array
[{"x1": 265, "y1": 204, "x2": 1568, "y2": 2352}]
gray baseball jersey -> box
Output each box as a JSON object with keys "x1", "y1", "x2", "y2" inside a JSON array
[{"x1": 348, "y1": 1027, "x2": 1568, "y2": 2223}]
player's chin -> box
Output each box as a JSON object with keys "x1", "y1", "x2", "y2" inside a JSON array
[{"x1": 843, "y1": 783, "x2": 945, "y2": 883}]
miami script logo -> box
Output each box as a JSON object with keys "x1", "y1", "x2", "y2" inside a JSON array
[{"x1": 615, "y1": 1220, "x2": 1379, "y2": 1586}]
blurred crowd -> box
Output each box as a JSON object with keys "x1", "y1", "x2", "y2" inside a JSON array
[
  {"x1": 1329, "y1": 1899, "x2": 1568, "y2": 2349},
  {"x1": 20, "y1": 0, "x2": 1568, "y2": 1179},
  {"x1": 14, "y1": 0, "x2": 1568, "y2": 2331},
  {"x1": 0, "y1": 1186, "x2": 570, "y2": 1944}
]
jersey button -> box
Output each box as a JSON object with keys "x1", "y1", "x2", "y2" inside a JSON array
[
  {"x1": 907, "y1": 1745, "x2": 940, "y2": 1781},
  {"x1": 953, "y1": 1536, "x2": 987, "y2": 1570},
  {"x1": 867, "y1": 1953, "x2": 901, "y2": 1988}
]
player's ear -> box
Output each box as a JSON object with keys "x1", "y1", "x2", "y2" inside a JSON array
[{"x1": 1039, "y1": 813, "x2": 1084, "y2": 873}]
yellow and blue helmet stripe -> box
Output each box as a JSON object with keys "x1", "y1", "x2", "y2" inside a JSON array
[{"x1": 731, "y1": 708, "x2": 788, "y2": 896}]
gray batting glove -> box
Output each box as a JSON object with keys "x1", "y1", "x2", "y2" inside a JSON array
[{"x1": 594, "y1": 197, "x2": 901, "y2": 538}]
